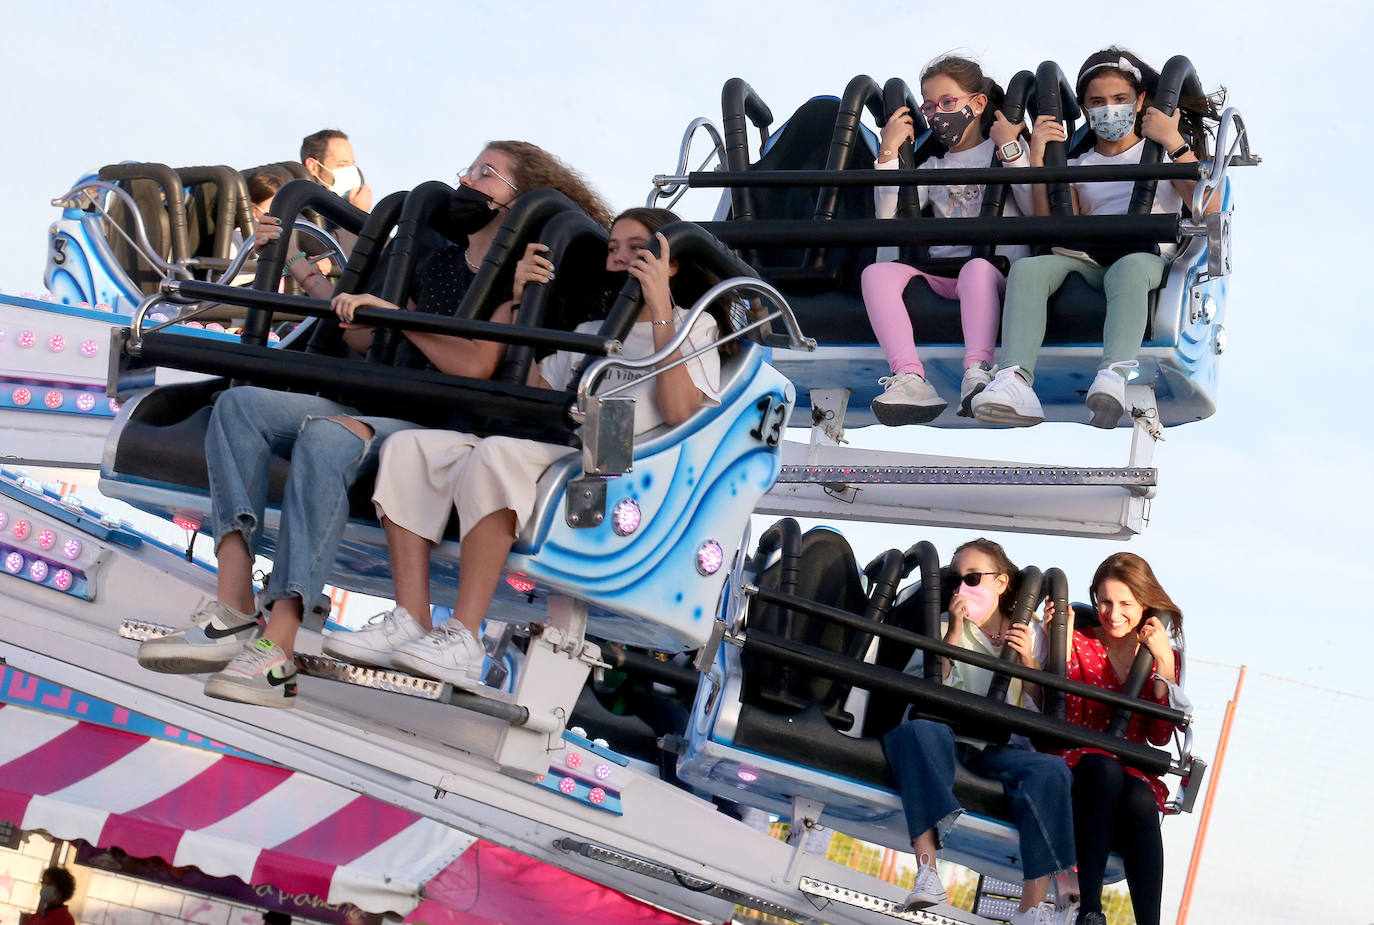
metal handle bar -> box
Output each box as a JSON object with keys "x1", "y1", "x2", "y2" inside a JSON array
[
  {"x1": 574, "y1": 276, "x2": 813, "y2": 418},
  {"x1": 648, "y1": 118, "x2": 727, "y2": 208},
  {"x1": 1194, "y1": 106, "x2": 1258, "y2": 216},
  {"x1": 52, "y1": 180, "x2": 191, "y2": 280}
]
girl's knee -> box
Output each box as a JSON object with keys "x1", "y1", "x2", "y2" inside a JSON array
[
  {"x1": 297, "y1": 415, "x2": 370, "y2": 464},
  {"x1": 958, "y1": 256, "x2": 1002, "y2": 283}
]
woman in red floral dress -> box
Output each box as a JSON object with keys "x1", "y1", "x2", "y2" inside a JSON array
[{"x1": 1058, "y1": 552, "x2": 1184, "y2": 925}]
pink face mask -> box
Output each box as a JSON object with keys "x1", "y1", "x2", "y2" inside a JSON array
[{"x1": 954, "y1": 581, "x2": 998, "y2": 621}]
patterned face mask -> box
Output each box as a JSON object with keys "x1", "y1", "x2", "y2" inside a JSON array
[
  {"x1": 1086, "y1": 102, "x2": 1137, "y2": 142},
  {"x1": 929, "y1": 104, "x2": 977, "y2": 149}
]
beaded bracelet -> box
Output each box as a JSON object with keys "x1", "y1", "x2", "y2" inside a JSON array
[{"x1": 282, "y1": 251, "x2": 308, "y2": 277}]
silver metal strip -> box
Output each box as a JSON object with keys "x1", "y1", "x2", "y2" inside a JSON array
[
  {"x1": 798, "y1": 877, "x2": 976, "y2": 924},
  {"x1": 776, "y1": 466, "x2": 1158, "y2": 487},
  {"x1": 51, "y1": 180, "x2": 190, "y2": 280}
]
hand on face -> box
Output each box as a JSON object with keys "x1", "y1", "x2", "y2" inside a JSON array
[{"x1": 628, "y1": 232, "x2": 673, "y2": 315}]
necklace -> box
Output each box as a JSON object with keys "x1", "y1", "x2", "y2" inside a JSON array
[
  {"x1": 463, "y1": 250, "x2": 479, "y2": 272},
  {"x1": 979, "y1": 614, "x2": 1010, "y2": 644}
]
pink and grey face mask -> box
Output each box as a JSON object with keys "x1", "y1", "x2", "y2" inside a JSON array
[{"x1": 1086, "y1": 102, "x2": 1137, "y2": 142}]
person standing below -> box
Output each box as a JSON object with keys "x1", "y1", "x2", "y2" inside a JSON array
[
  {"x1": 26, "y1": 867, "x2": 76, "y2": 925},
  {"x1": 301, "y1": 128, "x2": 372, "y2": 212}
]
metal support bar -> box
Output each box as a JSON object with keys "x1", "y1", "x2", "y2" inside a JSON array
[
  {"x1": 658, "y1": 162, "x2": 1236, "y2": 189},
  {"x1": 776, "y1": 465, "x2": 1158, "y2": 487}
]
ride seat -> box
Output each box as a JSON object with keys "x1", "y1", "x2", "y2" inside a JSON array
[{"x1": 104, "y1": 178, "x2": 173, "y2": 297}]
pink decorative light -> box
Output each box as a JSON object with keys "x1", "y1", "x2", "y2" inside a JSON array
[
  {"x1": 13, "y1": 519, "x2": 31, "y2": 541},
  {"x1": 63, "y1": 538, "x2": 82, "y2": 559},
  {"x1": 737, "y1": 766, "x2": 760, "y2": 783},
  {"x1": 172, "y1": 515, "x2": 201, "y2": 532},
  {"x1": 48, "y1": 334, "x2": 65, "y2": 353},
  {"x1": 565, "y1": 752, "x2": 583, "y2": 770},
  {"x1": 588, "y1": 787, "x2": 607, "y2": 805},
  {"x1": 558, "y1": 776, "x2": 576, "y2": 795},
  {"x1": 206, "y1": 322, "x2": 226, "y2": 333},
  {"x1": 611, "y1": 498, "x2": 642, "y2": 536},
  {"x1": 267, "y1": 331, "x2": 281, "y2": 343},
  {"x1": 0, "y1": 512, "x2": 8, "y2": 530},
  {"x1": 0, "y1": 328, "x2": 6, "y2": 342},
  {"x1": 536, "y1": 774, "x2": 546, "y2": 783},
  {"x1": 37, "y1": 529, "x2": 56, "y2": 550},
  {"x1": 95, "y1": 302, "x2": 112, "y2": 312},
  {"x1": 594, "y1": 763, "x2": 612, "y2": 781},
  {"x1": 148, "y1": 312, "x2": 169, "y2": 323},
  {"x1": 76, "y1": 393, "x2": 96, "y2": 412},
  {"x1": 44, "y1": 391, "x2": 64, "y2": 409},
  {"x1": 13, "y1": 388, "x2": 31, "y2": 406},
  {"x1": 28, "y1": 560, "x2": 49, "y2": 582},
  {"x1": 184, "y1": 321, "x2": 205, "y2": 329},
  {"x1": 39, "y1": 293, "x2": 55, "y2": 302},
  {"x1": 17, "y1": 330, "x2": 35, "y2": 349},
  {"x1": 696, "y1": 540, "x2": 724, "y2": 576},
  {"x1": 76, "y1": 302, "x2": 90, "y2": 309},
  {"x1": 108, "y1": 398, "x2": 121, "y2": 413},
  {"x1": 3, "y1": 552, "x2": 22, "y2": 574},
  {"x1": 53, "y1": 569, "x2": 74, "y2": 591},
  {"x1": 505, "y1": 571, "x2": 536, "y2": 594},
  {"x1": 80, "y1": 339, "x2": 99, "y2": 358}
]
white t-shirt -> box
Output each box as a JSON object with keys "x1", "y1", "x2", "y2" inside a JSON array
[
  {"x1": 1070, "y1": 139, "x2": 1183, "y2": 217},
  {"x1": 873, "y1": 138, "x2": 1034, "y2": 261},
  {"x1": 539, "y1": 307, "x2": 723, "y2": 435}
]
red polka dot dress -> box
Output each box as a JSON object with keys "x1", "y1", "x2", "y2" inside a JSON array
[{"x1": 1061, "y1": 629, "x2": 1182, "y2": 811}]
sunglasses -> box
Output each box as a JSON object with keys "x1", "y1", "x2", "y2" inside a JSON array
[{"x1": 954, "y1": 571, "x2": 1001, "y2": 587}]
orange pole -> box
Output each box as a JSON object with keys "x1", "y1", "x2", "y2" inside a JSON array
[{"x1": 1175, "y1": 665, "x2": 1246, "y2": 925}]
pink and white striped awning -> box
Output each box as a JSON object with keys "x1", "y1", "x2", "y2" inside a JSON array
[{"x1": 0, "y1": 701, "x2": 474, "y2": 916}]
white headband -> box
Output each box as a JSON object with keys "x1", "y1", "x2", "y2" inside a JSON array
[{"x1": 1082, "y1": 56, "x2": 1143, "y2": 84}]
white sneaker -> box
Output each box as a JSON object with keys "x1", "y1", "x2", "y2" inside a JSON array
[
  {"x1": 900, "y1": 855, "x2": 947, "y2": 911},
  {"x1": 390, "y1": 620, "x2": 486, "y2": 690},
  {"x1": 1085, "y1": 360, "x2": 1139, "y2": 429},
  {"x1": 1010, "y1": 902, "x2": 1060, "y2": 925},
  {"x1": 322, "y1": 606, "x2": 427, "y2": 668},
  {"x1": 958, "y1": 361, "x2": 994, "y2": 416},
  {"x1": 138, "y1": 600, "x2": 262, "y2": 674},
  {"x1": 971, "y1": 365, "x2": 1044, "y2": 427},
  {"x1": 870, "y1": 372, "x2": 947, "y2": 426}
]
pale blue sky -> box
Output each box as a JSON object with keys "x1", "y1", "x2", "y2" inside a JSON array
[{"x1": 3, "y1": 1, "x2": 1370, "y2": 920}]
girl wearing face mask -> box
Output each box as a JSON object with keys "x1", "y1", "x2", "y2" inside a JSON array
[
  {"x1": 861, "y1": 55, "x2": 1034, "y2": 425},
  {"x1": 1051, "y1": 552, "x2": 1185, "y2": 925},
  {"x1": 321, "y1": 208, "x2": 728, "y2": 686},
  {"x1": 882, "y1": 538, "x2": 1072, "y2": 925},
  {"x1": 30, "y1": 867, "x2": 76, "y2": 925},
  {"x1": 973, "y1": 47, "x2": 1223, "y2": 429},
  {"x1": 140, "y1": 143, "x2": 613, "y2": 711}
]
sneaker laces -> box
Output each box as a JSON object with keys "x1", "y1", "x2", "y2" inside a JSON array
[
  {"x1": 1103, "y1": 359, "x2": 1139, "y2": 380},
  {"x1": 877, "y1": 372, "x2": 921, "y2": 391},
  {"x1": 231, "y1": 640, "x2": 281, "y2": 673},
  {"x1": 429, "y1": 620, "x2": 479, "y2": 654}
]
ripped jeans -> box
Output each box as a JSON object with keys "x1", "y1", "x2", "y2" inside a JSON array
[{"x1": 205, "y1": 386, "x2": 420, "y2": 607}]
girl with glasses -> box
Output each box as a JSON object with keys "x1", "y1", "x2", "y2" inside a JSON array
[
  {"x1": 862, "y1": 55, "x2": 1033, "y2": 425},
  {"x1": 972, "y1": 47, "x2": 1223, "y2": 428},
  {"x1": 1050, "y1": 553, "x2": 1186, "y2": 925},
  {"x1": 883, "y1": 538, "x2": 1072, "y2": 925}
]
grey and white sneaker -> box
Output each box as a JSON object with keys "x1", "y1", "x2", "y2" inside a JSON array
[
  {"x1": 390, "y1": 620, "x2": 486, "y2": 690},
  {"x1": 901, "y1": 855, "x2": 947, "y2": 911},
  {"x1": 322, "y1": 606, "x2": 427, "y2": 668},
  {"x1": 971, "y1": 365, "x2": 1045, "y2": 427},
  {"x1": 870, "y1": 372, "x2": 947, "y2": 426},
  {"x1": 1085, "y1": 360, "x2": 1139, "y2": 429},
  {"x1": 203, "y1": 638, "x2": 297, "y2": 708},
  {"x1": 1009, "y1": 902, "x2": 1060, "y2": 925},
  {"x1": 958, "y1": 361, "x2": 994, "y2": 416},
  {"x1": 137, "y1": 600, "x2": 262, "y2": 674}
]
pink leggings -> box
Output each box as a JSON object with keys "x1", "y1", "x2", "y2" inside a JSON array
[{"x1": 860, "y1": 257, "x2": 1005, "y2": 378}]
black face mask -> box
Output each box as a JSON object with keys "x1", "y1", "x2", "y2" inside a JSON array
[
  {"x1": 446, "y1": 185, "x2": 502, "y2": 235},
  {"x1": 929, "y1": 104, "x2": 977, "y2": 149},
  {"x1": 599, "y1": 269, "x2": 631, "y2": 315}
]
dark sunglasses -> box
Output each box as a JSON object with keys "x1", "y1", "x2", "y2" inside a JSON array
[{"x1": 954, "y1": 571, "x2": 1001, "y2": 587}]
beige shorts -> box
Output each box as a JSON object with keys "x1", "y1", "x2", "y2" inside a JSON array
[{"x1": 372, "y1": 429, "x2": 570, "y2": 543}]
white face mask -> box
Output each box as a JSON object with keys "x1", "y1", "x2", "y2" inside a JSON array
[{"x1": 324, "y1": 163, "x2": 362, "y2": 197}]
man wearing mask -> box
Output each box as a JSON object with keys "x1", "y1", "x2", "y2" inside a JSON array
[
  {"x1": 26, "y1": 867, "x2": 76, "y2": 925},
  {"x1": 301, "y1": 129, "x2": 372, "y2": 212}
]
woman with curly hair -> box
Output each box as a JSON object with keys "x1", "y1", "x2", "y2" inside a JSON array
[{"x1": 138, "y1": 142, "x2": 613, "y2": 711}]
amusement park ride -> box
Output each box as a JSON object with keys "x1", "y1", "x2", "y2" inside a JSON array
[{"x1": 0, "y1": 57, "x2": 1256, "y2": 925}]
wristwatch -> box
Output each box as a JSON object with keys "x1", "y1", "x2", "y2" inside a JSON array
[
  {"x1": 1168, "y1": 141, "x2": 1191, "y2": 160},
  {"x1": 998, "y1": 140, "x2": 1024, "y2": 162}
]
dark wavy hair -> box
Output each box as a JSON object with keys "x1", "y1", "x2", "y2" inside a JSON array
[
  {"x1": 920, "y1": 55, "x2": 1007, "y2": 138},
  {"x1": 951, "y1": 536, "x2": 1019, "y2": 617},
  {"x1": 611, "y1": 207, "x2": 736, "y2": 354},
  {"x1": 1075, "y1": 47, "x2": 1225, "y2": 158},
  {"x1": 42, "y1": 867, "x2": 76, "y2": 904},
  {"x1": 485, "y1": 141, "x2": 614, "y2": 229}
]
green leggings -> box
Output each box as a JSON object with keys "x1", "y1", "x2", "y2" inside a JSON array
[{"x1": 998, "y1": 252, "x2": 1165, "y2": 385}]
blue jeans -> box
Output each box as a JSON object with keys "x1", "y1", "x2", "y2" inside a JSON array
[
  {"x1": 205, "y1": 386, "x2": 420, "y2": 607},
  {"x1": 882, "y1": 718, "x2": 1075, "y2": 880}
]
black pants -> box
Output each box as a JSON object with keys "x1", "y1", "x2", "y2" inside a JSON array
[{"x1": 1073, "y1": 753, "x2": 1164, "y2": 925}]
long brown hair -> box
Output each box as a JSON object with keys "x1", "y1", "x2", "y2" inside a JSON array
[
  {"x1": 485, "y1": 140, "x2": 614, "y2": 229},
  {"x1": 1075, "y1": 47, "x2": 1225, "y2": 158},
  {"x1": 1089, "y1": 552, "x2": 1183, "y2": 639},
  {"x1": 951, "y1": 537, "x2": 1018, "y2": 616},
  {"x1": 920, "y1": 54, "x2": 1007, "y2": 138}
]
